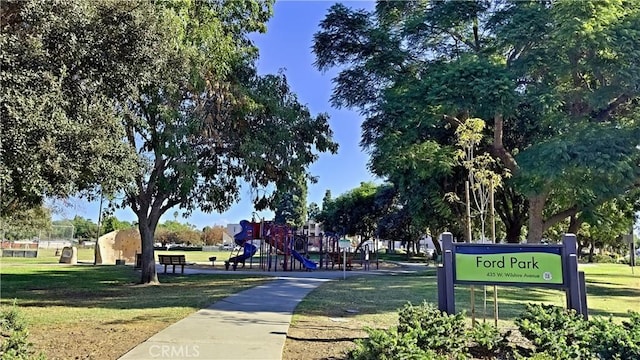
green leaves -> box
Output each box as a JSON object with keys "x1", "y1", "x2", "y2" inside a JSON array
[
  {"x1": 315, "y1": 0, "x2": 640, "y2": 243},
  {"x1": 351, "y1": 302, "x2": 640, "y2": 360},
  {"x1": 1, "y1": 0, "x2": 158, "y2": 214}
]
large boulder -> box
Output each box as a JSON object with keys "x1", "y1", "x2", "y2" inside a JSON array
[
  {"x1": 58, "y1": 246, "x2": 78, "y2": 264},
  {"x1": 96, "y1": 229, "x2": 141, "y2": 265}
]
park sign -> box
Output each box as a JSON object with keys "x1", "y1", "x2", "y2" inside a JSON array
[
  {"x1": 454, "y1": 245, "x2": 563, "y2": 285},
  {"x1": 437, "y1": 233, "x2": 588, "y2": 319}
]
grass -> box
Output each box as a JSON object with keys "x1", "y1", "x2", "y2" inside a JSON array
[
  {"x1": 2, "y1": 250, "x2": 638, "y2": 359},
  {"x1": 296, "y1": 263, "x2": 638, "y2": 321},
  {"x1": 283, "y1": 263, "x2": 640, "y2": 359},
  {"x1": 0, "y1": 250, "x2": 269, "y2": 359},
  {"x1": 15, "y1": 247, "x2": 264, "y2": 264}
]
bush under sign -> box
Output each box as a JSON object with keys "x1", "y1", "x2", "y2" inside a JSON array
[{"x1": 455, "y1": 246, "x2": 564, "y2": 285}]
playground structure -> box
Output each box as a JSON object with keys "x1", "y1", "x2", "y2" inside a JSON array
[
  {"x1": 225, "y1": 220, "x2": 378, "y2": 271},
  {"x1": 225, "y1": 220, "x2": 316, "y2": 271}
]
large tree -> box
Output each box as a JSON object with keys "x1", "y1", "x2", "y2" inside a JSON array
[
  {"x1": 0, "y1": 205, "x2": 50, "y2": 241},
  {"x1": 1, "y1": 0, "x2": 146, "y2": 216},
  {"x1": 273, "y1": 172, "x2": 308, "y2": 228},
  {"x1": 115, "y1": 1, "x2": 337, "y2": 283},
  {"x1": 4, "y1": 0, "x2": 337, "y2": 284},
  {"x1": 314, "y1": 0, "x2": 640, "y2": 243},
  {"x1": 319, "y1": 182, "x2": 389, "y2": 251}
]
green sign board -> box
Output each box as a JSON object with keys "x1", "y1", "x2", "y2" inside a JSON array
[
  {"x1": 455, "y1": 246, "x2": 564, "y2": 285},
  {"x1": 438, "y1": 234, "x2": 587, "y2": 319}
]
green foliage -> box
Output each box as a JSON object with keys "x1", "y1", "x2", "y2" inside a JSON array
[
  {"x1": 469, "y1": 322, "x2": 510, "y2": 356},
  {"x1": 155, "y1": 220, "x2": 202, "y2": 246},
  {"x1": 1, "y1": 0, "x2": 147, "y2": 214},
  {"x1": 349, "y1": 327, "x2": 445, "y2": 360},
  {"x1": 516, "y1": 305, "x2": 640, "y2": 359},
  {"x1": 0, "y1": 304, "x2": 45, "y2": 360},
  {"x1": 307, "y1": 202, "x2": 321, "y2": 222},
  {"x1": 349, "y1": 302, "x2": 466, "y2": 360},
  {"x1": 590, "y1": 253, "x2": 618, "y2": 264},
  {"x1": 396, "y1": 302, "x2": 468, "y2": 358},
  {"x1": 101, "y1": 216, "x2": 133, "y2": 234},
  {"x1": 273, "y1": 172, "x2": 308, "y2": 228},
  {"x1": 516, "y1": 304, "x2": 593, "y2": 359},
  {"x1": 0, "y1": 206, "x2": 51, "y2": 240},
  {"x1": 69, "y1": 216, "x2": 97, "y2": 240},
  {"x1": 318, "y1": 182, "x2": 389, "y2": 248},
  {"x1": 590, "y1": 314, "x2": 640, "y2": 360},
  {"x1": 349, "y1": 302, "x2": 640, "y2": 360},
  {"x1": 314, "y1": 0, "x2": 640, "y2": 243}
]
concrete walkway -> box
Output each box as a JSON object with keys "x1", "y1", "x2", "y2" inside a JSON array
[{"x1": 119, "y1": 264, "x2": 427, "y2": 360}]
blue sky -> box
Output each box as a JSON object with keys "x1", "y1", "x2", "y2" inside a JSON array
[{"x1": 53, "y1": 1, "x2": 379, "y2": 229}]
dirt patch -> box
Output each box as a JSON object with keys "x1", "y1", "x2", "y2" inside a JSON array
[
  {"x1": 283, "y1": 317, "x2": 370, "y2": 360},
  {"x1": 30, "y1": 321, "x2": 167, "y2": 360}
]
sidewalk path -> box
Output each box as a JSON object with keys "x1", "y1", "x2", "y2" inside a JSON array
[{"x1": 119, "y1": 264, "x2": 428, "y2": 360}]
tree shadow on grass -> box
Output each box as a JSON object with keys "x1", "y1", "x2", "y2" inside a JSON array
[
  {"x1": 286, "y1": 335, "x2": 366, "y2": 343},
  {"x1": 585, "y1": 281, "x2": 640, "y2": 298},
  {"x1": 1, "y1": 266, "x2": 266, "y2": 310}
]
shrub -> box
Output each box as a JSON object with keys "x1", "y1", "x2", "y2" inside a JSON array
[
  {"x1": 396, "y1": 302, "x2": 468, "y2": 358},
  {"x1": 590, "y1": 312, "x2": 640, "y2": 360},
  {"x1": 469, "y1": 322, "x2": 512, "y2": 358},
  {"x1": 516, "y1": 304, "x2": 593, "y2": 359},
  {"x1": 590, "y1": 254, "x2": 617, "y2": 263},
  {"x1": 348, "y1": 327, "x2": 445, "y2": 360},
  {"x1": 349, "y1": 303, "x2": 639, "y2": 360},
  {"x1": 348, "y1": 302, "x2": 469, "y2": 360},
  {"x1": 0, "y1": 304, "x2": 45, "y2": 360}
]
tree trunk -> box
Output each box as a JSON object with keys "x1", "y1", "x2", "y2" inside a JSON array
[
  {"x1": 431, "y1": 237, "x2": 443, "y2": 255},
  {"x1": 568, "y1": 214, "x2": 582, "y2": 235},
  {"x1": 138, "y1": 213, "x2": 159, "y2": 284},
  {"x1": 588, "y1": 239, "x2": 595, "y2": 263},
  {"x1": 577, "y1": 239, "x2": 584, "y2": 257},
  {"x1": 505, "y1": 225, "x2": 522, "y2": 244},
  {"x1": 495, "y1": 186, "x2": 528, "y2": 243},
  {"x1": 527, "y1": 193, "x2": 546, "y2": 243}
]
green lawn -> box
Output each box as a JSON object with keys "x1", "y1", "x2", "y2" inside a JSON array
[
  {"x1": 16, "y1": 247, "x2": 253, "y2": 263},
  {"x1": 2, "y1": 251, "x2": 637, "y2": 359},
  {"x1": 293, "y1": 263, "x2": 639, "y2": 325},
  {"x1": 0, "y1": 253, "x2": 269, "y2": 359}
]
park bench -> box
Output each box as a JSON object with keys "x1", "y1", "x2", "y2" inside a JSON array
[{"x1": 158, "y1": 254, "x2": 188, "y2": 274}]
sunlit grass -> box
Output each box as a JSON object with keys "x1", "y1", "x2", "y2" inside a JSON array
[
  {"x1": 293, "y1": 264, "x2": 639, "y2": 326},
  {"x1": 0, "y1": 259, "x2": 268, "y2": 327}
]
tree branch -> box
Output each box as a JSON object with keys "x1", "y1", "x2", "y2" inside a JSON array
[
  {"x1": 490, "y1": 113, "x2": 518, "y2": 173},
  {"x1": 160, "y1": 198, "x2": 182, "y2": 215},
  {"x1": 592, "y1": 93, "x2": 630, "y2": 122},
  {"x1": 542, "y1": 205, "x2": 579, "y2": 232},
  {"x1": 442, "y1": 114, "x2": 462, "y2": 127}
]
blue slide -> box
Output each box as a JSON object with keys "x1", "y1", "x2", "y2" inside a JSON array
[
  {"x1": 228, "y1": 243, "x2": 257, "y2": 266},
  {"x1": 228, "y1": 220, "x2": 258, "y2": 267},
  {"x1": 291, "y1": 249, "x2": 317, "y2": 270}
]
